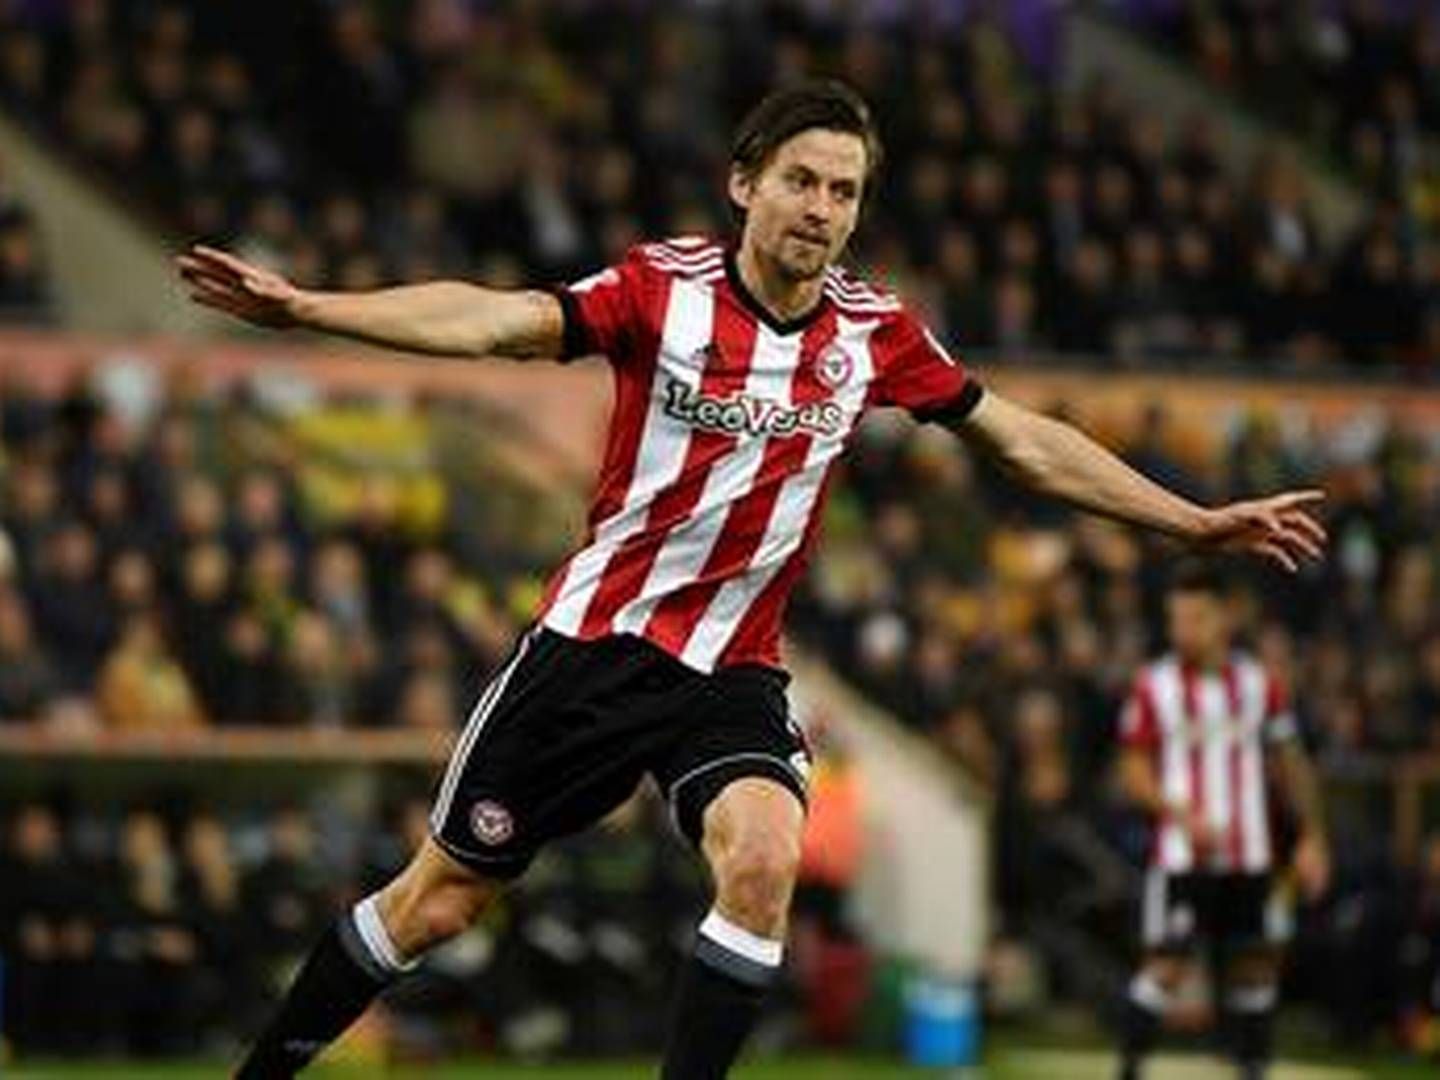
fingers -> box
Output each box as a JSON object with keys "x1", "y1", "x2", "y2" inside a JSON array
[
  {"x1": 1274, "y1": 518, "x2": 1325, "y2": 562},
  {"x1": 189, "y1": 244, "x2": 258, "y2": 280},
  {"x1": 1253, "y1": 540, "x2": 1299, "y2": 573},
  {"x1": 178, "y1": 261, "x2": 243, "y2": 296},
  {"x1": 188, "y1": 288, "x2": 253, "y2": 320},
  {"x1": 1241, "y1": 494, "x2": 1329, "y2": 567},
  {"x1": 1283, "y1": 508, "x2": 1328, "y2": 547},
  {"x1": 176, "y1": 251, "x2": 242, "y2": 287},
  {"x1": 189, "y1": 292, "x2": 244, "y2": 320},
  {"x1": 182, "y1": 269, "x2": 246, "y2": 304},
  {"x1": 1269, "y1": 489, "x2": 1326, "y2": 511},
  {"x1": 184, "y1": 273, "x2": 262, "y2": 322}
]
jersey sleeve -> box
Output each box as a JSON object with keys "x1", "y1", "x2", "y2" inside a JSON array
[
  {"x1": 552, "y1": 247, "x2": 649, "y2": 364},
  {"x1": 869, "y1": 308, "x2": 983, "y2": 422},
  {"x1": 1262, "y1": 674, "x2": 1299, "y2": 745},
  {"x1": 1119, "y1": 673, "x2": 1160, "y2": 750}
]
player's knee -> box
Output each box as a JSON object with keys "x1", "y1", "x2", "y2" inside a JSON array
[
  {"x1": 713, "y1": 833, "x2": 800, "y2": 923},
  {"x1": 1227, "y1": 955, "x2": 1279, "y2": 991},
  {"x1": 1142, "y1": 957, "x2": 1187, "y2": 995}
]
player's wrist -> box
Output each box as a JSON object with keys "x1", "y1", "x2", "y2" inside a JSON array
[
  {"x1": 1181, "y1": 504, "x2": 1220, "y2": 543},
  {"x1": 285, "y1": 288, "x2": 324, "y2": 328}
]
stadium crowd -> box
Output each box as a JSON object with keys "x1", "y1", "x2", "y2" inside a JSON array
[
  {"x1": 0, "y1": 368, "x2": 552, "y2": 733},
  {"x1": 0, "y1": 788, "x2": 710, "y2": 1059},
  {"x1": 0, "y1": 0, "x2": 1431, "y2": 368},
  {"x1": 4, "y1": 356, "x2": 1440, "y2": 1052},
  {"x1": 1144, "y1": 0, "x2": 1440, "y2": 210}
]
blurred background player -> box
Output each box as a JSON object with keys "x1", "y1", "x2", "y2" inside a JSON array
[{"x1": 1116, "y1": 561, "x2": 1330, "y2": 1080}]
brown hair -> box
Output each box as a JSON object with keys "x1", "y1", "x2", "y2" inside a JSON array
[
  {"x1": 1168, "y1": 558, "x2": 1228, "y2": 599},
  {"x1": 730, "y1": 79, "x2": 884, "y2": 186}
]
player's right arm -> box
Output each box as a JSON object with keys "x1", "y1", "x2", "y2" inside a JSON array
[
  {"x1": 1117, "y1": 676, "x2": 1215, "y2": 854},
  {"x1": 176, "y1": 246, "x2": 565, "y2": 360},
  {"x1": 1263, "y1": 678, "x2": 1331, "y2": 899},
  {"x1": 1118, "y1": 747, "x2": 1216, "y2": 854}
]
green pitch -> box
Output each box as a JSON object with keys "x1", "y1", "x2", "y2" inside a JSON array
[
  {"x1": 0, "y1": 1061, "x2": 922, "y2": 1080},
  {"x1": 4, "y1": 1054, "x2": 1437, "y2": 1079}
]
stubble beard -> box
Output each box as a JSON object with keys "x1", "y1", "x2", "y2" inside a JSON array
[{"x1": 775, "y1": 239, "x2": 832, "y2": 283}]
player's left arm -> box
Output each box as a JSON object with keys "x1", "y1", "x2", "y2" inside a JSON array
[
  {"x1": 1273, "y1": 738, "x2": 1331, "y2": 900},
  {"x1": 945, "y1": 392, "x2": 1327, "y2": 572}
]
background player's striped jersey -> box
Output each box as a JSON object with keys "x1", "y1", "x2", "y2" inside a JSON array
[
  {"x1": 1120, "y1": 652, "x2": 1298, "y2": 874},
  {"x1": 541, "y1": 236, "x2": 980, "y2": 673}
]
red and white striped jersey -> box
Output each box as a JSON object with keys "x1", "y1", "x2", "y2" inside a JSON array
[
  {"x1": 539, "y1": 236, "x2": 980, "y2": 673},
  {"x1": 1120, "y1": 652, "x2": 1298, "y2": 874}
]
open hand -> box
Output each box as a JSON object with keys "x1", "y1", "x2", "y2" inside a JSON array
[
  {"x1": 1293, "y1": 832, "x2": 1331, "y2": 901},
  {"x1": 175, "y1": 245, "x2": 304, "y2": 328},
  {"x1": 1195, "y1": 490, "x2": 1327, "y2": 573}
]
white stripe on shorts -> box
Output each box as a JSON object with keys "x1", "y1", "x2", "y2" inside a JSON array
[
  {"x1": 1141, "y1": 867, "x2": 1168, "y2": 948},
  {"x1": 430, "y1": 629, "x2": 536, "y2": 833}
]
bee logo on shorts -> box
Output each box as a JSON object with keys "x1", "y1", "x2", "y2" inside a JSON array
[{"x1": 470, "y1": 800, "x2": 514, "y2": 846}]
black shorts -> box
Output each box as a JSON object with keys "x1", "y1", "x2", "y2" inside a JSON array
[
  {"x1": 428, "y1": 627, "x2": 811, "y2": 879},
  {"x1": 1140, "y1": 869, "x2": 1293, "y2": 953}
]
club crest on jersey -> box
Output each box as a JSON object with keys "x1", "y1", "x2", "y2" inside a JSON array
[
  {"x1": 663, "y1": 377, "x2": 844, "y2": 438},
  {"x1": 690, "y1": 342, "x2": 721, "y2": 368},
  {"x1": 814, "y1": 344, "x2": 853, "y2": 391},
  {"x1": 470, "y1": 800, "x2": 514, "y2": 846}
]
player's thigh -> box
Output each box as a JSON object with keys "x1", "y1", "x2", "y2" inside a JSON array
[
  {"x1": 1215, "y1": 874, "x2": 1289, "y2": 981},
  {"x1": 649, "y1": 662, "x2": 811, "y2": 855},
  {"x1": 429, "y1": 627, "x2": 676, "y2": 880},
  {"x1": 1215, "y1": 873, "x2": 1291, "y2": 955},
  {"x1": 1140, "y1": 868, "x2": 1204, "y2": 955}
]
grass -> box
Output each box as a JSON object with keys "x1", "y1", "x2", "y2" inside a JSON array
[{"x1": 4, "y1": 1051, "x2": 1437, "y2": 1079}]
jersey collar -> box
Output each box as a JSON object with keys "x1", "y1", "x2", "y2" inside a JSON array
[{"x1": 725, "y1": 249, "x2": 829, "y2": 336}]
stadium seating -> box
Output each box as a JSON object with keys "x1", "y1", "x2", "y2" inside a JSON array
[{"x1": 0, "y1": 1, "x2": 1431, "y2": 366}]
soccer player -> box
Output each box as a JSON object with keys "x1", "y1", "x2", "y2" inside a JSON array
[
  {"x1": 1116, "y1": 562, "x2": 1330, "y2": 1080},
  {"x1": 178, "y1": 81, "x2": 1326, "y2": 1078}
]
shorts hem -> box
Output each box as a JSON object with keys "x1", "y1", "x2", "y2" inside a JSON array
[{"x1": 429, "y1": 828, "x2": 533, "y2": 880}]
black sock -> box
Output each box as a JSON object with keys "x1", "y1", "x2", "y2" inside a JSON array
[
  {"x1": 1224, "y1": 986, "x2": 1275, "y2": 1080},
  {"x1": 1118, "y1": 973, "x2": 1167, "y2": 1080},
  {"x1": 234, "y1": 897, "x2": 412, "y2": 1078},
  {"x1": 660, "y1": 910, "x2": 782, "y2": 1080}
]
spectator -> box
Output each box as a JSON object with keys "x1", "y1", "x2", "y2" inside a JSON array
[
  {"x1": 244, "y1": 805, "x2": 329, "y2": 997},
  {"x1": 181, "y1": 812, "x2": 258, "y2": 1043},
  {"x1": 2, "y1": 456, "x2": 61, "y2": 576},
  {"x1": 0, "y1": 801, "x2": 98, "y2": 1053},
  {"x1": 111, "y1": 807, "x2": 203, "y2": 1056},
  {"x1": 27, "y1": 519, "x2": 113, "y2": 690},
  {"x1": 274, "y1": 610, "x2": 351, "y2": 728},
  {"x1": 1050, "y1": 238, "x2": 1117, "y2": 354},
  {"x1": 96, "y1": 610, "x2": 205, "y2": 731},
  {"x1": 0, "y1": 586, "x2": 56, "y2": 720}
]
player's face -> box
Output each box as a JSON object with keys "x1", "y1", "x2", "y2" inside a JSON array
[
  {"x1": 731, "y1": 128, "x2": 867, "y2": 282},
  {"x1": 1166, "y1": 589, "x2": 1230, "y2": 665}
]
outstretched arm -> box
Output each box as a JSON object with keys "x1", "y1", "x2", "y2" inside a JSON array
[
  {"x1": 946, "y1": 391, "x2": 1326, "y2": 572},
  {"x1": 176, "y1": 246, "x2": 565, "y2": 360}
]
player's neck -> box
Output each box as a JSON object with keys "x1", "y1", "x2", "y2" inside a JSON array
[
  {"x1": 1180, "y1": 648, "x2": 1229, "y2": 672},
  {"x1": 734, "y1": 244, "x2": 825, "y2": 324}
]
